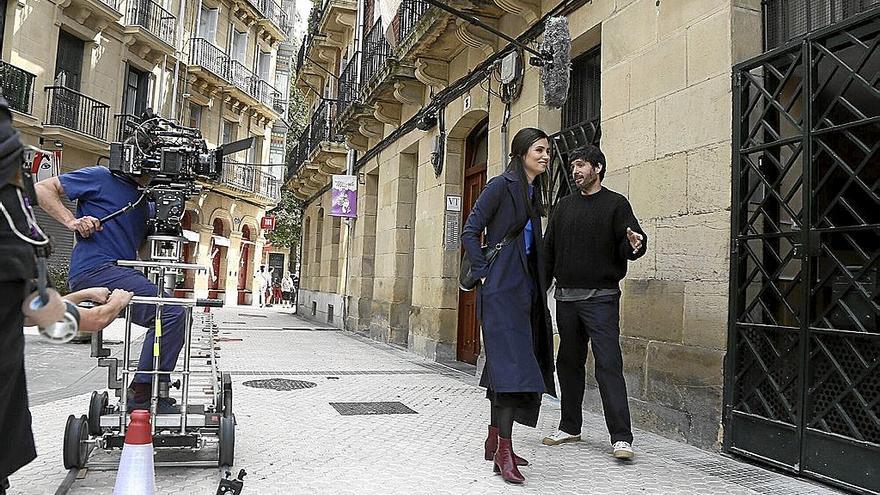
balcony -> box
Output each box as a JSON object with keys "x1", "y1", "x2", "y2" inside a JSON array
[
  {"x1": 0, "y1": 60, "x2": 36, "y2": 115},
  {"x1": 218, "y1": 160, "x2": 281, "y2": 204},
  {"x1": 43, "y1": 86, "x2": 110, "y2": 153},
  {"x1": 113, "y1": 113, "x2": 140, "y2": 142},
  {"x1": 309, "y1": 99, "x2": 346, "y2": 164},
  {"x1": 122, "y1": 0, "x2": 176, "y2": 61},
  {"x1": 256, "y1": 0, "x2": 289, "y2": 42},
  {"x1": 764, "y1": 0, "x2": 880, "y2": 49},
  {"x1": 189, "y1": 38, "x2": 231, "y2": 83},
  {"x1": 360, "y1": 19, "x2": 394, "y2": 92},
  {"x1": 57, "y1": 0, "x2": 123, "y2": 34}
]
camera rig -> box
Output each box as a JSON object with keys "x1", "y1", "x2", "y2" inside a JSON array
[{"x1": 106, "y1": 110, "x2": 252, "y2": 262}]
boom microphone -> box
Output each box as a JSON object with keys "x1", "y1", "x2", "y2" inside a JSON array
[{"x1": 540, "y1": 16, "x2": 572, "y2": 109}]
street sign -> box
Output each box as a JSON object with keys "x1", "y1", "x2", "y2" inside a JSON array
[{"x1": 261, "y1": 216, "x2": 276, "y2": 231}]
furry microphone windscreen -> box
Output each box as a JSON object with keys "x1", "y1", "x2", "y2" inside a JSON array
[{"x1": 541, "y1": 16, "x2": 572, "y2": 109}]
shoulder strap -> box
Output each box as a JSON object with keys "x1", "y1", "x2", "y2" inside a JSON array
[{"x1": 496, "y1": 216, "x2": 530, "y2": 249}]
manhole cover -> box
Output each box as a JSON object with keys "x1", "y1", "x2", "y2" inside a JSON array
[
  {"x1": 242, "y1": 379, "x2": 317, "y2": 391},
  {"x1": 330, "y1": 401, "x2": 417, "y2": 416}
]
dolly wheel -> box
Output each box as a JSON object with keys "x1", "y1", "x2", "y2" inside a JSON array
[
  {"x1": 221, "y1": 373, "x2": 233, "y2": 417},
  {"x1": 88, "y1": 391, "x2": 108, "y2": 436},
  {"x1": 218, "y1": 414, "x2": 235, "y2": 467},
  {"x1": 63, "y1": 415, "x2": 89, "y2": 469}
]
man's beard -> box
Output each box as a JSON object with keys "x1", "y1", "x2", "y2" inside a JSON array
[{"x1": 574, "y1": 173, "x2": 597, "y2": 192}]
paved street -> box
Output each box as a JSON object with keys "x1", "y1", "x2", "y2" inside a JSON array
[{"x1": 10, "y1": 309, "x2": 842, "y2": 494}]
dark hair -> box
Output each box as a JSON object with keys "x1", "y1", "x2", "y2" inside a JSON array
[
  {"x1": 569, "y1": 144, "x2": 606, "y2": 181},
  {"x1": 506, "y1": 127, "x2": 549, "y2": 217}
]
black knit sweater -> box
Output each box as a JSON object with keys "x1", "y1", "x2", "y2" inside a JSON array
[{"x1": 543, "y1": 187, "x2": 647, "y2": 289}]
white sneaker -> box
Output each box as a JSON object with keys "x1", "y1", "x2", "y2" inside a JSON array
[
  {"x1": 542, "y1": 430, "x2": 581, "y2": 446},
  {"x1": 612, "y1": 441, "x2": 634, "y2": 459}
]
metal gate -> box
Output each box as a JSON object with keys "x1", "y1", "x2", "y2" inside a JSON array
[{"x1": 726, "y1": 10, "x2": 880, "y2": 494}]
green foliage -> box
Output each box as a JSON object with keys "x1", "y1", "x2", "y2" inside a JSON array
[
  {"x1": 266, "y1": 189, "x2": 303, "y2": 250},
  {"x1": 48, "y1": 264, "x2": 70, "y2": 296}
]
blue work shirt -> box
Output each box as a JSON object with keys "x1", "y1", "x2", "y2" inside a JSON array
[
  {"x1": 524, "y1": 184, "x2": 535, "y2": 256},
  {"x1": 60, "y1": 166, "x2": 150, "y2": 280}
]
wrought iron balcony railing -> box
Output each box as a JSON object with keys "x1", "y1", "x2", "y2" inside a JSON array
[
  {"x1": 360, "y1": 19, "x2": 393, "y2": 89},
  {"x1": 190, "y1": 38, "x2": 230, "y2": 80},
  {"x1": 309, "y1": 99, "x2": 341, "y2": 154},
  {"x1": 229, "y1": 59, "x2": 256, "y2": 97},
  {"x1": 125, "y1": 0, "x2": 176, "y2": 46},
  {"x1": 0, "y1": 60, "x2": 36, "y2": 114},
  {"x1": 113, "y1": 113, "x2": 140, "y2": 142},
  {"x1": 45, "y1": 86, "x2": 110, "y2": 140},
  {"x1": 764, "y1": 0, "x2": 880, "y2": 49},
  {"x1": 295, "y1": 126, "x2": 311, "y2": 165},
  {"x1": 259, "y1": 0, "x2": 289, "y2": 33},
  {"x1": 295, "y1": 42, "x2": 306, "y2": 74},
  {"x1": 221, "y1": 160, "x2": 281, "y2": 202},
  {"x1": 99, "y1": 0, "x2": 119, "y2": 10},
  {"x1": 337, "y1": 54, "x2": 359, "y2": 116},
  {"x1": 396, "y1": 0, "x2": 430, "y2": 45}
]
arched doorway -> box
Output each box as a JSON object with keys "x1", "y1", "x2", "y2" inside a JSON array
[
  {"x1": 176, "y1": 211, "x2": 196, "y2": 297},
  {"x1": 209, "y1": 218, "x2": 227, "y2": 299},
  {"x1": 238, "y1": 225, "x2": 252, "y2": 305},
  {"x1": 456, "y1": 119, "x2": 488, "y2": 364}
]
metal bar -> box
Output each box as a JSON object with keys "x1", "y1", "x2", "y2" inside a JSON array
[
  {"x1": 150, "y1": 266, "x2": 165, "y2": 434},
  {"x1": 118, "y1": 260, "x2": 208, "y2": 271},
  {"x1": 180, "y1": 307, "x2": 193, "y2": 432},
  {"x1": 120, "y1": 305, "x2": 133, "y2": 433},
  {"x1": 130, "y1": 296, "x2": 200, "y2": 306}
]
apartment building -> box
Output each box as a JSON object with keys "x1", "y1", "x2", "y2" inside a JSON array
[
  {"x1": 285, "y1": 0, "x2": 880, "y2": 491},
  {"x1": 1, "y1": 0, "x2": 296, "y2": 305}
]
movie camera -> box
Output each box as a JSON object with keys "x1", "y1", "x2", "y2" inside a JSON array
[{"x1": 106, "y1": 110, "x2": 252, "y2": 261}]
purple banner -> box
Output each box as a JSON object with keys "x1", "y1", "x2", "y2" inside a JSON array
[{"x1": 330, "y1": 175, "x2": 358, "y2": 218}]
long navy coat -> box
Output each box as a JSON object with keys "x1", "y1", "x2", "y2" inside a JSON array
[{"x1": 461, "y1": 170, "x2": 556, "y2": 399}]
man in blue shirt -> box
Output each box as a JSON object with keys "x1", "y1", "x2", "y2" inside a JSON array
[{"x1": 35, "y1": 166, "x2": 186, "y2": 413}]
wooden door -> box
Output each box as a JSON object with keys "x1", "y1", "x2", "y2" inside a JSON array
[
  {"x1": 238, "y1": 226, "x2": 251, "y2": 305},
  {"x1": 456, "y1": 119, "x2": 488, "y2": 365}
]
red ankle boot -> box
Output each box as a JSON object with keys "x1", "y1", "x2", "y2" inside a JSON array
[
  {"x1": 494, "y1": 437, "x2": 525, "y2": 484},
  {"x1": 485, "y1": 426, "x2": 529, "y2": 465}
]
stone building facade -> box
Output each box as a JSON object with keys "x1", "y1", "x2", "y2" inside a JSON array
[
  {"x1": 288, "y1": 0, "x2": 879, "y2": 481},
  {"x1": 287, "y1": 0, "x2": 762, "y2": 450},
  {"x1": 2, "y1": 0, "x2": 295, "y2": 304}
]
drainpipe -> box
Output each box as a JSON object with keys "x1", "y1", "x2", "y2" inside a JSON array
[
  {"x1": 171, "y1": 0, "x2": 188, "y2": 120},
  {"x1": 340, "y1": 147, "x2": 356, "y2": 330}
]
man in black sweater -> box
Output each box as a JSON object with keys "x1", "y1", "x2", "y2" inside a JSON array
[{"x1": 541, "y1": 144, "x2": 647, "y2": 460}]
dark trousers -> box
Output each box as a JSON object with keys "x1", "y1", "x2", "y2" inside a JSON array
[
  {"x1": 556, "y1": 295, "x2": 633, "y2": 444},
  {"x1": 0, "y1": 281, "x2": 37, "y2": 480},
  {"x1": 71, "y1": 264, "x2": 187, "y2": 384}
]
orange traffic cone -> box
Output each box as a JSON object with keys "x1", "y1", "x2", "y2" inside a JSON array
[{"x1": 113, "y1": 410, "x2": 155, "y2": 495}]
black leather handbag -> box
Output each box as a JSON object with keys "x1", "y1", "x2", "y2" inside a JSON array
[{"x1": 459, "y1": 220, "x2": 529, "y2": 292}]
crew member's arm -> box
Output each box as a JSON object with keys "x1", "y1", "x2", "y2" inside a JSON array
[
  {"x1": 34, "y1": 176, "x2": 102, "y2": 238},
  {"x1": 77, "y1": 289, "x2": 134, "y2": 332},
  {"x1": 613, "y1": 197, "x2": 647, "y2": 261},
  {"x1": 65, "y1": 287, "x2": 110, "y2": 305}
]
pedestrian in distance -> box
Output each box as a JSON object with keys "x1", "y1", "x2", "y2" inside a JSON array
[
  {"x1": 461, "y1": 127, "x2": 556, "y2": 485},
  {"x1": 281, "y1": 272, "x2": 294, "y2": 308},
  {"x1": 541, "y1": 144, "x2": 647, "y2": 460},
  {"x1": 254, "y1": 265, "x2": 268, "y2": 307}
]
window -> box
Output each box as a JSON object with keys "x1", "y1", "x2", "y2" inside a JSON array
[
  {"x1": 258, "y1": 51, "x2": 272, "y2": 82},
  {"x1": 55, "y1": 31, "x2": 84, "y2": 90},
  {"x1": 248, "y1": 135, "x2": 263, "y2": 164},
  {"x1": 231, "y1": 29, "x2": 247, "y2": 63},
  {"x1": 198, "y1": 6, "x2": 218, "y2": 42},
  {"x1": 562, "y1": 47, "x2": 600, "y2": 129},
  {"x1": 188, "y1": 102, "x2": 203, "y2": 130},
  {"x1": 222, "y1": 120, "x2": 236, "y2": 145},
  {"x1": 123, "y1": 64, "x2": 150, "y2": 116}
]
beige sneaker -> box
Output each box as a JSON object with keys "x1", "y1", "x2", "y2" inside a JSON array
[
  {"x1": 612, "y1": 441, "x2": 634, "y2": 459},
  {"x1": 542, "y1": 430, "x2": 581, "y2": 446}
]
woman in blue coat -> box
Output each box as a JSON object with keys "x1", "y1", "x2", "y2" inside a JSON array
[{"x1": 461, "y1": 127, "x2": 556, "y2": 484}]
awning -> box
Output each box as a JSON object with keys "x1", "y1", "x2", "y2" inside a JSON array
[
  {"x1": 182, "y1": 230, "x2": 200, "y2": 243},
  {"x1": 212, "y1": 235, "x2": 230, "y2": 247}
]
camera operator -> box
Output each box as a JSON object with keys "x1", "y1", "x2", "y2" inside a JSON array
[
  {"x1": 35, "y1": 158, "x2": 186, "y2": 415},
  {"x1": 0, "y1": 98, "x2": 135, "y2": 494}
]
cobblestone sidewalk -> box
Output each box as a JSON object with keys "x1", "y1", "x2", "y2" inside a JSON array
[{"x1": 9, "y1": 308, "x2": 841, "y2": 494}]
